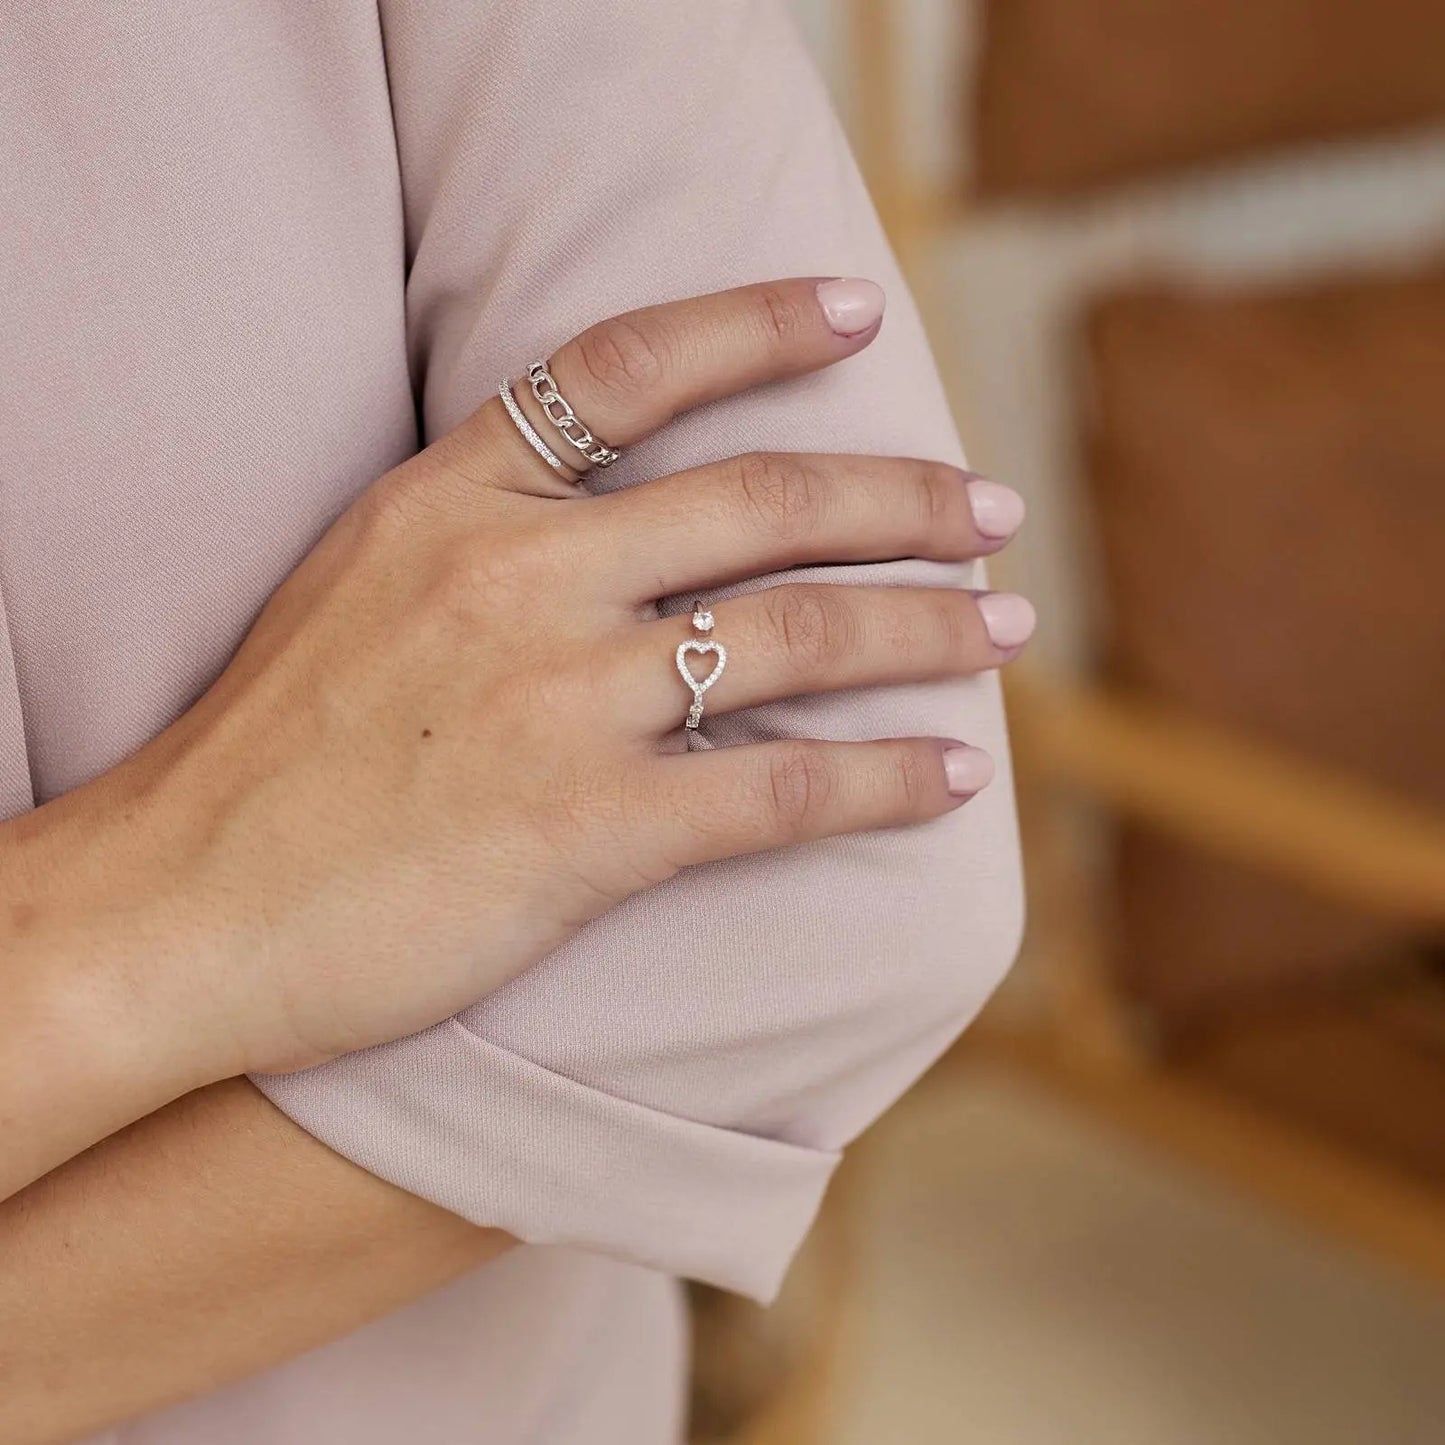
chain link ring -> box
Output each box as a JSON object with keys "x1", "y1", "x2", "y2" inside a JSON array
[{"x1": 526, "y1": 361, "x2": 623, "y2": 470}]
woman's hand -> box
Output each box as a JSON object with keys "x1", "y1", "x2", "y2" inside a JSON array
[{"x1": 6, "y1": 278, "x2": 1029, "y2": 1110}]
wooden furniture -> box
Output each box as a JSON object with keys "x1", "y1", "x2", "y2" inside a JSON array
[
  {"x1": 709, "y1": 7, "x2": 1445, "y2": 1440},
  {"x1": 972, "y1": 0, "x2": 1445, "y2": 196},
  {"x1": 847, "y1": 0, "x2": 1445, "y2": 1288}
]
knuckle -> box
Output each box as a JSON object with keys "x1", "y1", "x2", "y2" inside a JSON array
[
  {"x1": 770, "y1": 584, "x2": 855, "y2": 673},
  {"x1": 932, "y1": 591, "x2": 973, "y2": 661},
  {"x1": 430, "y1": 545, "x2": 493, "y2": 625},
  {"x1": 574, "y1": 316, "x2": 666, "y2": 399},
  {"x1": 535, "y1": 766, "x2": 674, "y2": 907},
  {"x1": 733, "y1": 451, "x2": 826, "y2": 542},
  {"x1": 918, "y1": 463, "x2": 963, "y2": 537},
  {"x1": 953, "y1": 589, "x2": 985, "y2": 654},
  {"x1": 763, "y1": 742, "x2": 838, "y2": 833},
  {"x1": 891, "y1": 743, "x2": 934, "y2": 813},
  {"x1": 883, "y1": 592, "x2": 969, "y2": 672},
  {"x1": 754, "y1": 282, "x2": 810, "y2": 348}
]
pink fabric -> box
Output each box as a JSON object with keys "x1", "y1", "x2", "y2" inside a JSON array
[{"x1": 0, "y1": 2, "x2": 1023, "y2": 1440}]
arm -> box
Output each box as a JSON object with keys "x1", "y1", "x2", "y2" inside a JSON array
[
  {"x1": 1, "y1": 0, "x2": 1023, "y2": 1429},
  {"x1": 0, "y1": 267, "x2": 994, "y2": 1436},
  {"x1": 0, "y1": 1080, "x2": 510, "y2": 1445},
  {"x1": 260, "y1": 0, "x2": 1024, "y2": 1295}
]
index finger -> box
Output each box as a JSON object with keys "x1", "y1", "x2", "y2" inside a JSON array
[{"x1": 457, "y1": 277, "x2": 886, "y2": 495}]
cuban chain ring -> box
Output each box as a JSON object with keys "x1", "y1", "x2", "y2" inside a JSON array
[{"x1": 526, "y1": 360, "x2": 622, "y2": 471}]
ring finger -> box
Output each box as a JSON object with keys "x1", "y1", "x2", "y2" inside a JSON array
[{"x1": 617, "y1": 583, "x2": 1036, "y2": 736}]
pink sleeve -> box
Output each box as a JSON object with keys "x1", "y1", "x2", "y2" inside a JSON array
[{"x1": 253, "y1": 0, "x2": 1023, "y2": 1302}]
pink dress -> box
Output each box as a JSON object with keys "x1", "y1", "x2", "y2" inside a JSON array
[{"x1": 0, "y1": 3, "x2": 1023, "y2": 1440}]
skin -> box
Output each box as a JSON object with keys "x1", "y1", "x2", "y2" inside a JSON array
[
  {"x1": 0, "y1": 1081, "x2": 513, "y2": 1445},
  {"x1": 0, "y1": 278, "x2": 1028, "y2": 1440}
]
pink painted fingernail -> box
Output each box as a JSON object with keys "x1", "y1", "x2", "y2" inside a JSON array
[
  {"x1": 977, "y1": 592, "x2": 1037, "y2": 650},
  {"x1": 816, "y1": 278, "x2": 886, "y2": 336},
  {"x1": 967, "y1": 478, "x2": 1026, "y2": 540},
  {"x1": 944, "y1": 745, "x2": 995, "y2": 797}
]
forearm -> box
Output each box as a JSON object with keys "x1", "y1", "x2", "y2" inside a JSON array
[
  {"x1": 0, "y1": 745, "x2": 509, "y2": 1435},
  {"x1": 0, "y1": 1077, "x2": 511, "y2": 1445}
]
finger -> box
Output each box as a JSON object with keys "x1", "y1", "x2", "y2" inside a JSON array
[
  {"x1": 453, "y1": 277, "x2": 887, "y2": 495},
  {"x1": 654, "y1": 736, "x2": 995, "y2": 868},
  {"x1": 618, "y1": 584, "x2": 1035, "y2": 735},
  {"x1": 581, "y1": 454, "x2": 1024, "y2": 599}
]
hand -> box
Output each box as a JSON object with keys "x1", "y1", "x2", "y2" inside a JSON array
[{"x1": 10, "y1": 278, "x2": 1030, "y2": 1088}]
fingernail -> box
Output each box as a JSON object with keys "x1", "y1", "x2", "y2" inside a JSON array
[
  {"x1": 977, "y1": 592, "x2": 1037, "y2": 650},
  {"x1": 944, "y1": 744, "x2": 995, "y2": 797},
  {"x1": 966, "y1": 478, "x2": 1026, "y2": 540},
  {"x1": 816, "y1": 278, "x2": 886, "y2": 337}
]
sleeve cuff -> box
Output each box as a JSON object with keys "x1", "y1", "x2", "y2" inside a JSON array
[{"x1": 250, "y1": 1019, "x2": 839, "y2": 1302}]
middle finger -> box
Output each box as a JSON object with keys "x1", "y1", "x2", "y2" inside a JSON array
[
  {"x1": 577, "y1": 452, "x2": 1022, "y2": 602},
  {"x1": 615, "y1": 582, "x2": 1036, "y2": 736}
]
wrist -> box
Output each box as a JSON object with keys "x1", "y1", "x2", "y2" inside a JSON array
[
  {"x1": 1, "y1": 766, "x2": 244, "y2": 1192},
  {"x1": 1, "y1": 941, "x2": 194, "y2": 1197}
]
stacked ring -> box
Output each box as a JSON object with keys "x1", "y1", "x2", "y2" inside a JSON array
[
  {"x1": 526, "y1": 361, "x2": 622, "y2": 470},
  {"x1": 498, "y1": 378, "x2": 574, "y2": 478}
]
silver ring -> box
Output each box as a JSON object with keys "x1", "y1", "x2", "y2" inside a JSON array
[
  {"x1": 676, "y1": 600, "x2": 726, "y2": 748},
  {"x1": 526, "y1": 361, "x2": 622, "y2": 471},
  {"x1": 498, "y1": 378, "x2": 580, "y2": 481}
]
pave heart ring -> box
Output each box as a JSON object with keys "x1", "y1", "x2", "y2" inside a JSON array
[{"x1": 677, "y1": 599, "x2": 726, "y2": 747}]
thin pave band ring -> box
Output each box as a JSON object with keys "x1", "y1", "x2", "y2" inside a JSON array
[
  {"x1": 677, "y1": 599, "x2": 726, "y2": 749},
  {"x1": 526, "y1": 361, "x2": 622, "y2": 471},
  {"x1": 498, "y1": 377, "x2": 578, "y2": 481}
]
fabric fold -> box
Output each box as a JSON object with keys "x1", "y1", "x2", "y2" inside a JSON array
[{"x1": 253, "y1": 1017, "x2": 840, "y2": 1302}]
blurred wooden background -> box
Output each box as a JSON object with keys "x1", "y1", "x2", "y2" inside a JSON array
[{"x1": 697, "y1": 4, "x2": 1445, "y2": 1440}]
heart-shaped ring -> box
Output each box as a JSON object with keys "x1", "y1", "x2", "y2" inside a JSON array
[{"x1": 677, "y1": 639, "x2": 727, "y2": 731}]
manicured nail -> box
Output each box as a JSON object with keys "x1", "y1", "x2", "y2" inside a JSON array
[
  {"x1": 966, "y1": 478, "x2": 1026, "y2": 540},
  {"x1": 977, "y1": 592, "x2": 1036, "y2": 650},
  {"x1": 944, "y1": 744, "x2": 995, "y2": 797},
  {"x1": 817, "y1": 278, "x2": 886, "y2": 337}
]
